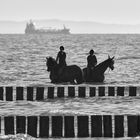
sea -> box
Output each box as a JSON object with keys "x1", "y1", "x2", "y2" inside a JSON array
[{"x1": 0, "y1": 34, "x2": 140, "y2": 140}]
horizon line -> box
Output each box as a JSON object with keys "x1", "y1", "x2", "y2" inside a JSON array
[
  {"x1": 0, "y1": 19, "x2": 140, "y2": 26},
  {"x1": 1, "y1": 33, "x2": 140, "y2": 35}
]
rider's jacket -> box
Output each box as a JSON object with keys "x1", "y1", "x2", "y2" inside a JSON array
[
  {"x1": 87, "y1": 54, "x2": 97, "y2": 68},
  {"x1": 56, "y1": 51, "x2": 66, "y2": 67}
]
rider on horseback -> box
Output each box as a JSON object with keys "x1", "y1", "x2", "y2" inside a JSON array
[
  {"x1": 87, "y1": 49, "x2": 97, "y2": 80},
  {"x1": 56, "y1": 46, "x2": 67, "y2": 67},
  {"x1": 56, "y1": 46, "x2": 67, "y2": 80}
]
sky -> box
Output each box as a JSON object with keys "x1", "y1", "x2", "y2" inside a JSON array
[{"x1": 0, "y1": 0, "x2": 140, "y2": 24}]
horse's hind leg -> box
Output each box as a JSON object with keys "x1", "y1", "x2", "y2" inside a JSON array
[
  {"x1": 76, "y1": 72, "x2": 83, "y2": 84},
  {"x1": 70, "y1": 79, "x2": 75, "y2": 84}
]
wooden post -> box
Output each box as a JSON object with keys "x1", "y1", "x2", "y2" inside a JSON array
[
  {"x1": 129, "y1": 86, "x2": 137, "y2": 96},
  {"x1": 39, "y1": 116, "x2": 49, "y2": 138},
  {"x1": 98, "y1": 86, "x2": 105, "y2": 96},
  {"x1": 27, "y1": 87, "x2": 34, "y2": 101},
  {"x1": 52, "y1": 116, "x2": 63, "y2": 137},
  {"x1": 137, "y1": 116, "x2": 140, "y2": 135},
  {"x1": 117, "y1": 87, "x2": 124, "y2": 96},
  {"x1": 16, "y1": 116, "x2": 26, "y2": 134},
  {"x1": 27, "y1": 116, "x2": 37, "y2": 137},
  {"x1": 57, "y1": 87, "x2": 64, "y2": 98},
  {"x1": 16, "y1": 87, "x2": 24, "y2": 100},
  {"x1": 103, "y1": 115, "x2": 112, "y2": 137},
  {"x1": 127, "y1": 115, "x2": 139, "y2": 137},
  {"x1": 6, "y1": 87, "x2": 13, "y2": 101},
  {"x1": 89, "y1": 87, "x2": 96, "y2": 97},
  {"x1": 64, "y1": 116, "x2": 75, "y2": 137},
  {"x1": 114, "y1": 115, "x2": 124, "y2": 137},
  {"x1": 0, "y1": 117, "x2": 1, "y2": 133},
  {"x1": 47, "y1": 87, "x2": 54, "y2": 99},
  {"x1": 77, "y1": 116, "x2": 89, "y2": 137},
  {"x1": 91, "y1": 115, "x2": 102, "y2": 137},
  {"x1": 68, "y1": 87, "x2": 75, "y2": 97},
  {"x1": 4, "y1": 116, "x2": 14, "y2": 135},
  {"x1": 0, "y1": 87, "x2": 3, "y2": 100},
  {"x1": 78, "y1": 87, "x2": 86, "y2": 97},
  {"x1": 108, "y1": 87, "x2": 115, "y2": 96},
  {"x1": 36, "y1": 87, "x2": 44, "y2": 100}
]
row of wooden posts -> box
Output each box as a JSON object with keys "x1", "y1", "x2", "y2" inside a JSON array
[
  {"x1": 0, "y1": 115, "x2": 140, "y2": 138},
  {"x1": 0, "y1": 86, "x2": 139, "y2": 138},
  {"x1": 0, "y1": 86, "x2": 139, "y2": 101}
]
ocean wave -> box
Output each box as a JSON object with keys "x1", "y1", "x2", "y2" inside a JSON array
[
  {"x1": 0, "y1": 134, "x2": 36, "y2": 140},
  {"x1": 117, "y1": 56, "x2": 140, "y2": 60},
  {"x1": 0, "y1": 134, "x2": 140, "y2": 140}
]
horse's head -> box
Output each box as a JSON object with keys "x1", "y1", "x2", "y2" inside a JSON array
[
  {"x1": 46, "y1": 57, "x2": 57, "y2": 71},
  {"x1": 108, "y1": 56, "x2": 115, "y2": 70}
]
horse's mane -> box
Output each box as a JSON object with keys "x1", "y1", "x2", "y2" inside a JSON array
[
  {"x1": 48, "y1": 57, "x2": 57, "y2": 65},
  {"x1": 95, "y1": 57, "x2": 113, "y2": 69},
  {"x1": 48, "y1": 57, "x2": 56, "y2": 62}
]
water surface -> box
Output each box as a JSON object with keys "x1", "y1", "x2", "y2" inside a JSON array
[{"x1": 0, "y1": 34, "x2": 140, "y2": 140}]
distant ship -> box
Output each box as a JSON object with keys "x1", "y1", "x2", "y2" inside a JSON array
[{"x1": 25, "y1": 20, "x2": 70, "y2": 34}]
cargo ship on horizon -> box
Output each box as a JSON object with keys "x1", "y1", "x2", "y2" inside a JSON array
[{"x1": 25, "y1": 20, "x2": 70, "y2": 34}]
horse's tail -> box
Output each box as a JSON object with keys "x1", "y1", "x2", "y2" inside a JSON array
[{"x1": 76, "y1": 67, "x2": 83, "y2": 84}]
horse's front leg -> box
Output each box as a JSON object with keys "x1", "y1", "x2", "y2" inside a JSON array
[{"x1": 50, "y1": 73, "x2": 58, "y2": 83}]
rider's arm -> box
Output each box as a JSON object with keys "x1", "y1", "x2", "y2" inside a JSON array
[{"x1": 64, "y1": 52, "x2": 66, "y2": 59}]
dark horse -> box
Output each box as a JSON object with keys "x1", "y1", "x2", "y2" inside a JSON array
[
  {"x1": 46, "y1": 57, "x2": 83, "y2": 84},
  {"x1": 83, "y1": 56, "x2": 115, "y2": 82}
]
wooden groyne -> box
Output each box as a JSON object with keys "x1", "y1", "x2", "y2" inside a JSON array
[
  {"x1": 0, "y1": 86, "x2": 139, "y2": 101},
  {"x1": 0, "y1": 115, "x2": 140, "y2": 138}
]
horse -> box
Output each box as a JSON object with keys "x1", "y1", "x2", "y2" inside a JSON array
[
  {"x1": 83, "y1": 56, "x2": 115, "y2": 82},
  {"x1": 46, "y1": 57, "x2": 83, "y2": 84}
]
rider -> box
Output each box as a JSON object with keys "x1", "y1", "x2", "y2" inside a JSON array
[
  {"x1": 56, "y1": 46, "x2": 66, "y2": 66},
  {"x1": 87, "y1": 49, "x2": 97, "y2": 80},
  {"x1": 56, "y1": 46, "x2": 67, "y2": 79}
]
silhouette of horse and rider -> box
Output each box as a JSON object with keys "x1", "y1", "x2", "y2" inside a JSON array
[{"x1": 46, "y1": 46, "x2": 115, "y2": 84}]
